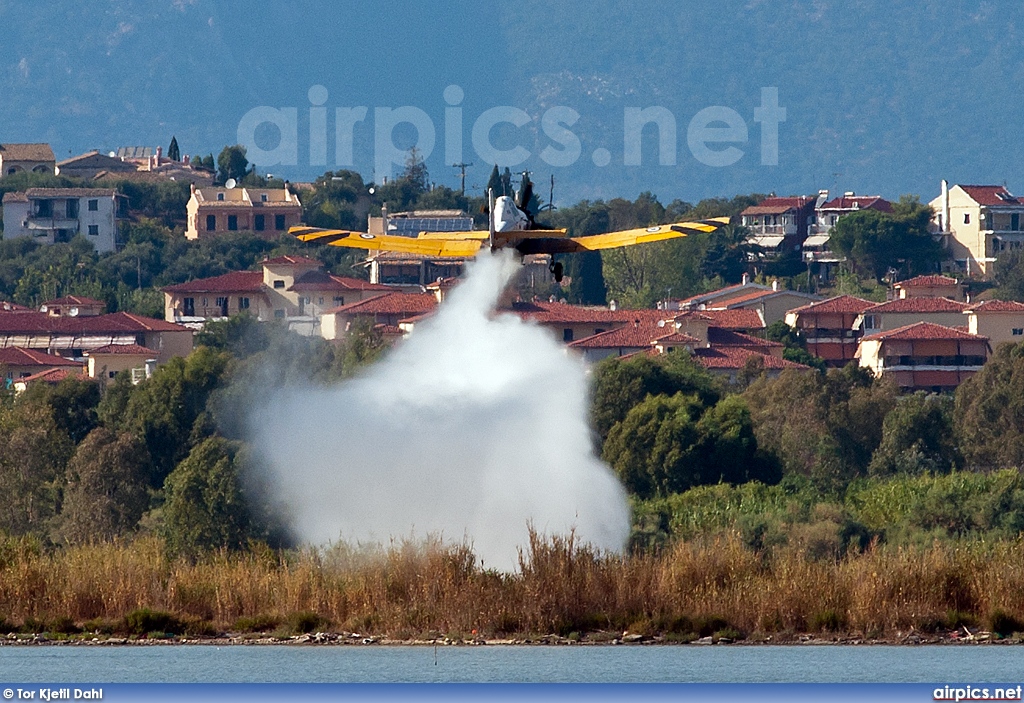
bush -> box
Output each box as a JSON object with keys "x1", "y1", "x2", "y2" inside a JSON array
[
  {"x1": 121, "y1": 608, "x2": 184, "y2": 636},
  {"x1": 990, "y1": 610, "x2": 1024, "y2": 638},
  {"x1": 234, "y1": 614, "x2": 281, "y2": 633},
  {"x1": 283, "y1": 611, "x2": 326, "y2": 635}
]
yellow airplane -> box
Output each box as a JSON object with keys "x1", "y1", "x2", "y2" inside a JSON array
[{"x1": 289, "y1": 180, "x2": 729, "y2": 281}]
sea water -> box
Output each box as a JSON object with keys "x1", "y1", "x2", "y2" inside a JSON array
[{"x1": 0, "y1": 645, "x2": 1019, "y2": 683}]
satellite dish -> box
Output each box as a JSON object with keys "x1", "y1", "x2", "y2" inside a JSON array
[
  {"x1": 225, "y1": 178, "x2": 237, "y2": 189},
  {"x1": 108, "y1": 151, "x2": 116, "y2": 157}
]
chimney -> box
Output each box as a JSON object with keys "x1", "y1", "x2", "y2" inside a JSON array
[
  {"x1": 183, "y1": 154, "x2": 190, "y2": 166},
  {"x1": 941, "y1": 179, "x2": 950, "y2": 233},
  {"x1": 742, "y1": 272, "x2": 750, "y2": 285},
  {"x1": 772, "y1": 279, "x2": 779, "y2": 292},
  {"x1": 844, "y1": 191, "x2": 855, "y2": 198},
  {"x1": 156, "y1": 145, "x2": 162, "y2": 163},
  {"x1": 609, "y1": 300, "x2": 617, "y2": 311},
  {"x1": 190, "y1": 183, "x2": 196, "y2": 196}
]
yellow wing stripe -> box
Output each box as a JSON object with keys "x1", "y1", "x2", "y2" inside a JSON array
[
  {"x1": 568, "y1": 217, "x2": 730, "y2": 251},
  {"x1": 288, "y1": 227, "x2": 482, "y2": 257}
]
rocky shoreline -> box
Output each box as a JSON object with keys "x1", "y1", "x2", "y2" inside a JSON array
[{"x1": 0, "y1": 628, "x2": 1017, "y2": 647}]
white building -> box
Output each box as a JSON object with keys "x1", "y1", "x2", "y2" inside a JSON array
[{"x1": 2, "y1": 188, "x2": 126, "y2": 253}]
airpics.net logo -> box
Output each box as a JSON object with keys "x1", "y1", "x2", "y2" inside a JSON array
[{"x1": 236, "y1": 84, "x2": 786, "y2": 180}]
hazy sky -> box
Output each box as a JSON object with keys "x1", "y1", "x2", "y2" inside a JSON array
[{"x1": 3, "y1": 0, "x2": 1023, "y2": 203}]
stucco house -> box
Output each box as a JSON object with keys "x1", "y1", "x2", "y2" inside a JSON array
[
  {"x1": 857, "y1": 322, "x2": 988, "y2": 392},
  {"x1": 0, "y1": 143, "x2": 55, "y2": 177},
  {"x1": 785, "y1": 295, "x2": 876, "y2": 367},
  {"x1": 185, "y1": 185, "x2": 302, "y2": 240},
  {"x1": 2, "y1": 188, "x2": 127, "y2": 253},
  {"x1": 930, "y1": 182, "x2": 1024, "y2": 278}
]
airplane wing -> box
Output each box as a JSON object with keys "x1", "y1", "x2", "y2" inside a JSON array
[
  {"x1": 515, "y1": 217, "x2": 731, "y2": 254},
  {"x1": 289, "y1": 227, "x2": 483, "y2": 257},
  {"x1": 415, "y1": 228, "x2": 567, "y2": 241}
]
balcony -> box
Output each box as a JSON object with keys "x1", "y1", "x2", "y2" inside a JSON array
[{"x1": 26, "y1": 216, "x2": 78, "y2": 230}]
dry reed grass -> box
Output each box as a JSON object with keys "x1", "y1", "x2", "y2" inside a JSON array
[{"x1": 2, "y1": 531, "x2": 1023, "y2": 639}]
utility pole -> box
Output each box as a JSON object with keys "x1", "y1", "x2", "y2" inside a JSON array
[{"x1": 452, "y1": 162, "x2": 472, "y2": 194}]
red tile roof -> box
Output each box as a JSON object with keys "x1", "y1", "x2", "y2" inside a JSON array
[
  {"x1": 16, "y1": 367, "x2": 84, "y2": 385},
  {"x1": 788, "y1": 294, "x2": 877, "y2": 315},
  {"x1": 958, "y1": 185, "x2": 1024, "y2": 207},
  {"x1": 674, "y1": 283, "x2": 770, "y2": 308},
  {"x1": 325, "y1": 292, "x2": 437, "y2": 316},
  {"x1": 818, "y1": 195, "x2": 893, "y2": 212},
  {"x1": 0, "y1": 311, "x2": 188, "y2": 334},
  {"x1": 653, "y1": 332, "x2": 702, "y2": 345},
  {"x1": 288, "y1": 271, "x2": 393, "y2": 293},
  {"x1": 262, "y1": 255, "x2": 320, "y2": 266},
  {"x1": 706, "y1": 328, "x2": 782, "y2": 348},
  {"x1": 895, "y1": 275, "x2": 959, "y2": 288},
  {"x1": 0, "y1": 143, "x2": 55, "y2": 161},
  {"x1": 567, "y1": 319, "x2": 665, "y2": 349},
  {"x1": 41, "y1": 296, "x2": 105, "y2": 308},
  {"x1": 967, "y1": 299, "x2": 1024, "y2": 313},
  {"x1": 86, "y1": 343, "x2": 159, "y2": 356},
  {"x1": 0, "y1": 347, "x2": 84, "y2": 367},
  {"x1": 862, "y1": 321, "x2": 988, "y2": 342},
  {"x1": 510, "y1": 300, "x2": 662, "y2": 325},
  {"x1": 162, "y1": 271, "x2": 265, "y2": 294},
  {"x1": 719, "y1": 288, "x2": 818, "y2": 308},
  {"x1": 741, "y1": 196, "x2": 816, "y2": 217},
  {"x1": 0, "y1": 300, "x2": 33, "y2": 312},
  {"x1": 692, "y1": 347, "x2": 809, "y2": 370},
  {"x1": 863, "y1": 297, "x2": 969, "y2": 314},
  {"x1": 674, "y1": 308, "x2": 764, "y2": 329},
  {"x1": 2, "y1": 192, "x2": 28, "y2": 204}
]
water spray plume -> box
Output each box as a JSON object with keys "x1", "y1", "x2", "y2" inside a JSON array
[{"x1": 250, "y1": 251, "x2": 630, "y2": 570}]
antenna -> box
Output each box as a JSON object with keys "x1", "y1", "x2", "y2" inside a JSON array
[
  {"x1": 452, "y1": 162, "x2": 472, "y2": 194},
  {"x1": 540, "y1": 174, "x2": 556, "y2": 212}
]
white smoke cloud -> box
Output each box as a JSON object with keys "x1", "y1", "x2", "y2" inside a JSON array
[{"x1": 249, "y1": 251, "x2": 630, "y2": 571}]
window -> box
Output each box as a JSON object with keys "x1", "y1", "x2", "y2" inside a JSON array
[
  {"x1": 1014, "y1": 329, "x2": 1024, "y2": 337},
  {"x1": 563, "y1": 328, "x2": 574, "y2": 342},
  {"x1": 35, "y1": 200, "x2": 52, "y2": 217},
  {"x1": 274, "y1": 309, "x2": 285, "y2": 319},
  {"x1": 217, "y1": 192, "x2": 225, "y2": 201},
  {"x1": 318, "y1": 297, "x2": 324, "y2": 305},
  {"x1": 261, "y1": 193, "x2": 268, "y2": 202},
  {"x1": 254, "y1": 214, "x2": 265, "y2": 231},
  {"x1": 216, "y1": 297, "x2": 228, "y2": 315},
  {"x1": 227, "y1": 215, "x2": 238, "y2": 231},
  {"x1": 1014, "y1": 214, "x2": 1020, "y2": 231},
  {"x1": 964, "y1": 213, "x2": 971, "y2": 225},
  {"x1": 183, "y1": 297, "x2": 195, "y2": 316},
  {"x1": 206, "y1": 214, "x2": 216, "y2": 230},
  {"x1": 87, "y1": 225, "x2": 99, "y2": 236},
  {"x1": 273, "y1": 280, "x2": 285, "y2": 289},
  {"x1": 275, "y1": 214, "x2": 286, "y2": 230},
  {"x1": 333, "y1": 296, "x2": 344, "y2": 306},
  {"x1": 108, "y1": 371, "x2": 117, "y2": 379},
  {"x1": 66, "y1": 200, "x2": 79, "y2": 218},
  {"x1": 88, "y1": 199, "x2": 98, "y2": 211},
  {"x1": 864, "y1": 315, "x2": 879, "y2": 330},
  {"x1": 6, "y1": 168, "x2": 15, "y2": 175},
  {"x1": 239, "y1": 297, "x2": 250, "y2": 310}
]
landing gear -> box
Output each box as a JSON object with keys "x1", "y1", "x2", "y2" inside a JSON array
[{"x1": 550, "y1": 260, "x2": 564, "y2": 283}]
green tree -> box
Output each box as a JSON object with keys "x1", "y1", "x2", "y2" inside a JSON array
[
  {"x1": 869, "y1": 392, "x2": 960, "y2": 477},
  {"x1": 590, "y1": 352, "x2": 720, "y2": 442},
  {"x1": 743, "y1": 365, "x2": 897, "y2": 492},
  {"x1": 603, "y1": 393, "x2": 774, "y2": 498},
  {"x1": 162, "y1": 437, "x2": 252, "y2": 556},
  {"x1": 58, "y1": 428, "x2": 151, "y2": 544},
  {"x1": 217, "y1": 145, "x2": 250, "y2": 185},
  {"x1": 956, "y1": 342, "x2": 1024, "y2": 471},
  {"x1": 120, "y1": 347, "x2": 231, "y2": 485},
  {"x1": 167, "y1": 136, "x2": 180, "y2": 162},
  {"x1": 18, "y1": 375, "x2": 101, "y2": 444},
  {"x1": 0, "y1": 401, "x2": 73, "y2": 535},
  {"x1": 829, "y1": 197, "x2": 942, "y2": 280}
]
